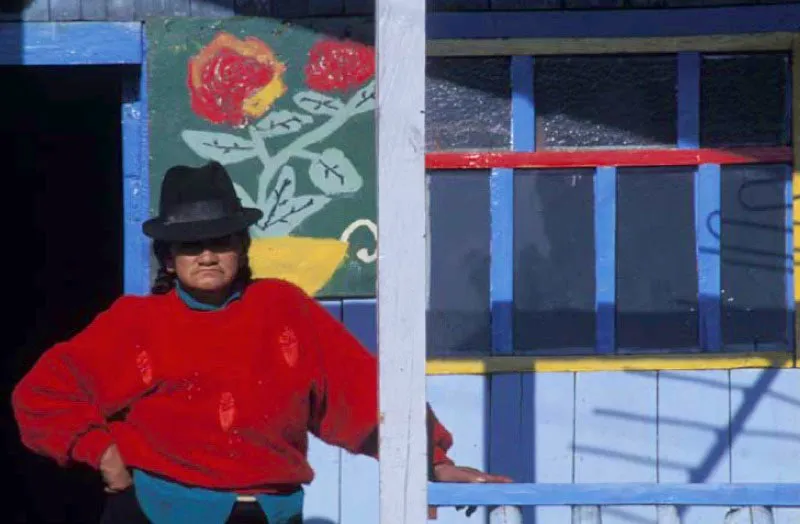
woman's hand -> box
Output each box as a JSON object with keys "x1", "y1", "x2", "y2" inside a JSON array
[
  {"x1": 432, "y1": 464, "x2": 512, "y2": 518},
  {"x1": 433, "y1": 464, "x2": 512, "y2": 484},
  {"x1": 99, "y1": 444, "x2": 133, "y2": 493}
]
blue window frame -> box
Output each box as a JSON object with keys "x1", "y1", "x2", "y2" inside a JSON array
[{"x1": 424, "y1": 7, "x2": 798, "y2": 360}]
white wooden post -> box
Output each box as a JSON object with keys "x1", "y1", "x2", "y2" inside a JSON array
[{"x1": 376, "y1": 0, "x2": 428, "y2": 521}]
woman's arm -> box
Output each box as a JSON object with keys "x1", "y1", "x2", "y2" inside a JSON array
[
  {"x1": 279, "y1": 282, "x2": 455, "y2": 466},
  {"x1": 12, "y1": 296, "x2": 154, "y2": 469}
]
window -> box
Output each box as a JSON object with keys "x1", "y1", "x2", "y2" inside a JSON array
[{"x1": 425, "y1": 47, "x2": 793, "y2": 359}]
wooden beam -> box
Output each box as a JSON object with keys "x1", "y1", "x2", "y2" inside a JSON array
[
  {"x1": 0, "y1": 22, "x2": 143, "y2": 65},
  {"x1": 376, "y1": 0, "x2": 428, "y2": 521},
  {"x1": 425, "y1": 148, "x2": 793, "y2": 170},
  {"x1": 428, "y1": 483, "x2": 800, "y2": 507},
  {"x1": 427, "y1": 33, "x2": 795, "y2": 57},
  {"x1": 425, "y1": 351, "x2": 795, "y2": 374},
  {"x1": 122, "y1": 32, "x2": 150, "y2": 297},
  {"x1": 793, "y1": 35, "x2": 800, "y2": 364},
  {"x1": 427, "y1": 6, "x2": 800, "y2": 40}
]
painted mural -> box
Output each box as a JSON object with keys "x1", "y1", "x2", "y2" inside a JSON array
[{"x1": 147, "y1": 18, "x2": 377, "y2": 297}]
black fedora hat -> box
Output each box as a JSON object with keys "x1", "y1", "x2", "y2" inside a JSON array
[{"x1": 142, "y1": 162, "x2": 263, "y2": 242}]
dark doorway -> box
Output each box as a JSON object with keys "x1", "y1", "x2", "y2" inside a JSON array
[{"x1": 1, "y1": 65, "x2": 128, "y2": 523}]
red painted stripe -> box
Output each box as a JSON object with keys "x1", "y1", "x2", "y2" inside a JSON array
[{"x1": 425, "y1": 147, "x2": 792, "y2": 170}]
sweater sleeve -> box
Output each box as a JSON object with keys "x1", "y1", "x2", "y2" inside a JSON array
[
  {"x1": 284, "y1": 284, "x2": 454, "y2": 466},
  {"x1": 11, "y1": 297, "x2": 152, "y2": 469}
]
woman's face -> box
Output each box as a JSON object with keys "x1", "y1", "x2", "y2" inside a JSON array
[{"x1": 169, "y1": 234, "x2": 245, "y2": 301}]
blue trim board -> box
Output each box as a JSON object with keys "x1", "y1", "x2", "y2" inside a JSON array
[
  {"x1": 511, "y1": 56, "x2": 535, "y2": 154},
  {"x1": 342, "y1": 299, "x2": 377, "y2": 354},
  {"x1": 0, "y1": 22, "x2": 143, "y2": 65},
  {"x1": 122, "y1": 36, "x2": 150, "y2": 296},
  {"x1": 785, "y1": 54, "x2": 793, "y2": 147},
  {"x1": 139, "y1": 37, "x2": 151, "y2": 295},
  {"x1": 488, "y1": 167, "x2": 518, "y2": 489},
  {"x1": 696, "y1": 164, "x2": 722, "y2": 352},
  {"x1": 505, "y1": 57, "x2": 536, "y2": 512},
  {"x1": 677, "y1": 52, "x2": 700, "y2": 151},
  {"x1": 783, "y1": 56, "x2": 793, "y2": 353},
  {"x1": 785, "y1": 166, "x2": 794, "y2": 352},
  {"x1": 490, "y1": 168, "x2": 514, "y2": 354},
  {"x1": 428, "y1": 483, "x2": 800, "y2": 507},
  {"x1": 594, "y1": 167, "x2": 616, "y2": 354},
  {"x1": 427, "y1": 5, "x2": 800, "y2": 40}
]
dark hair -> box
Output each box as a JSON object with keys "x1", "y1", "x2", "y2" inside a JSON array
[{"x1": 150, "y1": 231, "x2": 253, "y2": 295}]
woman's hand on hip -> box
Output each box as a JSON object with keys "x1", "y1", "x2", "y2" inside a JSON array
[{"x1": 99, "y1": 444, "x2": 133, "y2": 493}]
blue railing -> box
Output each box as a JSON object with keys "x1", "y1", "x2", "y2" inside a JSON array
[
  {"x1": 429, "y1": 483, "x2": 800, "y2": 522},
  {"x1": 429, "y1": 483, "x2": 800, "y2": 507}
]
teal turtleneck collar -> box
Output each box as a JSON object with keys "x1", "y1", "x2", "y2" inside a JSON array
[{"x1": 175, "y1": 282, "x2": 241, "y2": 311}]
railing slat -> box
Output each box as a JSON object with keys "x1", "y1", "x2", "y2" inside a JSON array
[
  {"x1": 657, "y1": 505, "x2": 680, "y2": 524},
  {"x1": 489, "y1": 505, "x2": 523, "y2": 524},
  {"x1": 572, "y1": 505, "x2": 602, "y2": 524},
  {"x1": 724, "y1": 507, "x2": 775, "y2": 524}
]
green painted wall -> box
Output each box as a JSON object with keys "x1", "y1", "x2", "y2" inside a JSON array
[{"x1": 147, "y1": 17, "x2": 376, "y2": 297}]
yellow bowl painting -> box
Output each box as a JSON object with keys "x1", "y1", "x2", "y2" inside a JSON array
[{"x1": 248, "y1": 236, "x2": 349, "y2": 296}]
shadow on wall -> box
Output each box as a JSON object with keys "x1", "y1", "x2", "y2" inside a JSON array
[
  {"x1": 582, "y1": 369, "x2": 800, "y2": 476},
  {"x1": 579, "y1": 368, "x2": 799, "y2": 523}
]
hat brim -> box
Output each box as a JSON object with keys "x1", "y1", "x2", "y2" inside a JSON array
[{"x1": 142, "y1": 208, "x2": 263, "y2": 242}]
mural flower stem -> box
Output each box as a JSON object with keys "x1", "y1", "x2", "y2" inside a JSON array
[
  {"x1": 250, "y1": 81, "x2": 375, "y2": 215},
  {"x1": 179, "y1": 30, "x2": 377, "y2": 294},
  {"x1": 184, "y1": 32, "x2": 376, "y2": 239}
]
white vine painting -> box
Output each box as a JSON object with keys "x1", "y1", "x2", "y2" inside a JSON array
[{"x1": 181, "y1": 81, "x2": 376, "y2": 247}]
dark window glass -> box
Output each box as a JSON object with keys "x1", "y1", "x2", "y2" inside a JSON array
[
  {"x1": 720, "y1": 165, "x2": 790, "y2": 350},
  {"x1": 426, "y1": 57, "x2": 511, "y2": 151},
  {"x1": 429, "y1": 0, "x2": 489, "y2": 10},
  {"x1": 535, "y1": 55, "x2": 677, "y2": 149},
  {"x1": 701, "y1": 53, "x2": 789, "y2": 146},
  {"x1": 490, "y1": 0, "x2": 561, "y2": 8},
  {"x1": 569, "y1": 1, "x2": 796, "y2": 7},
  {"x1": 513, "y1": 170, "x2": 596, "y2": 352},
  {"x1": 616, "y1": 167, "x2": 698, "y2": 350},
  {"x1": 563, "y1": 0, "x2": 623, "y2": 6},
  {"x1": 657, "y1": 0, "x2": 794, "y2": 6},
  {"x1": 427, "y1": 171, "x2": 491, "y2": 356}
]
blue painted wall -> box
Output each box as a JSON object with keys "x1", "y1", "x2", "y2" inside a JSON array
[{"x1": 303, "y1": 301, "x2": 800, "y2": 524}]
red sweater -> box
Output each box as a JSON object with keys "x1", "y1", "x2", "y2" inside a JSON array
[{"x1": 12, "y1": 279, "x2": 454, "y2": 492}]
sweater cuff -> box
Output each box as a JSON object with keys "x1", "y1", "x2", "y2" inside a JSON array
[
  {"x1": 432, "y1": 445, "x2": 454, "y2": 467},
  {"x1": 71, "y1": 429, "x2": 114, "y2": 469}
]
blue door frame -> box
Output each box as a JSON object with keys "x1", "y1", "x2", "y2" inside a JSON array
[{"x1": 0, "y1": 21, "x2": 151, "y2": 296}]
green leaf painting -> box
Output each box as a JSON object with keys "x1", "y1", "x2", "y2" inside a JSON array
[{"x1": 147, "y1": 18, "x2": 377, "y2": 297}]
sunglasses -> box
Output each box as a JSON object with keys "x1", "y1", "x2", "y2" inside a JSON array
[{"x1": 173, "y1": 235, "x2": 238, "y2": 256}]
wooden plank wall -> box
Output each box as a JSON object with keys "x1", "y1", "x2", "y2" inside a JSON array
[
  {"x1": 303, "y1": 301, "x2": 800, "y2": 524},
  {"x1": 5, "y1": 0, "x2": 800, "y2": 22}
]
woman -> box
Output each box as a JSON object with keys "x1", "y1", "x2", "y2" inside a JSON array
[{"x1": 12, "y1": 162, "x2": 510, "y2": 524}]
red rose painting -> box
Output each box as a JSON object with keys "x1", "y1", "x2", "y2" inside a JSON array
[
  {"x1": 178, "y1": 28, "x2": 377, "y2": 297},
  {"x1": 188, "y1": 32, "x2": 287, "y2": 127},
  {"x1": 304, "y1": 40, "x2": 375, "y2": 93}
]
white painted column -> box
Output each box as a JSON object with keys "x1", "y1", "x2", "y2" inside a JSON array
[{"x1": 375, "y1": 0, "x2": 428, "y2": 522}]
